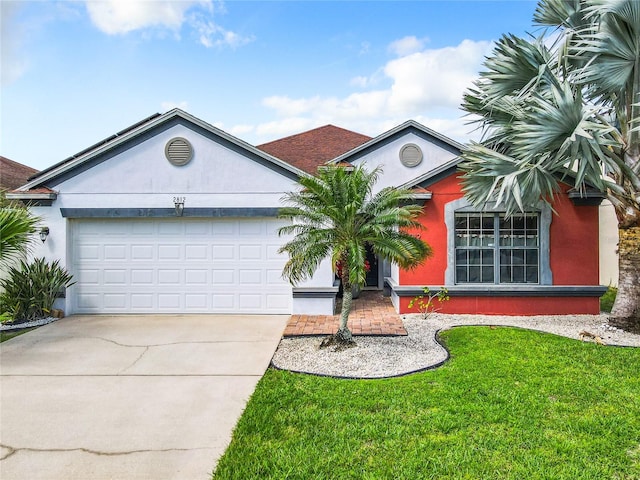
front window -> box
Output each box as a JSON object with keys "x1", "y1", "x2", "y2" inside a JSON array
[{"x1": 455, "y1": 213, "x2": 539, "y2": 284}]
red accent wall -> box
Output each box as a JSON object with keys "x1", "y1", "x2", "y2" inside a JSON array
[
  {"x1": 398, "y1": 296, "x2": 600, "y2": 315},
  {"x1": 402, "y1": 173, "x2": 463, "y2": 285},
  {"x1": 397, "y1": 173, "x2": 602, "y2": 315},
  {"x1": 549, "y1": 184, "x2": 600, "y2": 285}
]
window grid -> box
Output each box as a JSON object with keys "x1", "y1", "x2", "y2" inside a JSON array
[{"x1": 455, "y1": 213, "x2": 539, "y2": 284}]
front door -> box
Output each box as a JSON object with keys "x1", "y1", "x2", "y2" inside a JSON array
[{"x1": 365, "y1": 245, "x2": 379, "y2": 288}]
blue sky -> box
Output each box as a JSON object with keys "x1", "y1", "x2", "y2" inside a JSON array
[{"x1": 2, "y1": 0, "x2": 538, "y2": 171}]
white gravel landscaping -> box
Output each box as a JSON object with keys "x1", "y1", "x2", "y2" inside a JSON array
[
  {"x1": 0, "y1": 316, "x2": 58, "y2": 331},
  {"x1": 271, "y1": 313, "x2": 640, "y2": 379}
]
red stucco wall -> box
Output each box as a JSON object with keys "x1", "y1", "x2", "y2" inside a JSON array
[
  {"x1": 397, "y1": 173, "x2": 602, "y2": 315},
  {"x1": 398, "y1": 296, "x2": 600, "y2": 315}
]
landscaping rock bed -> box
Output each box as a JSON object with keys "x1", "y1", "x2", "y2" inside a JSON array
[
  {"x1": 0, "y1": 316, "x2": 58, "y2": 331},
  {"x1": 271, "y1": 313, "x2": 640, "y2": 379}
]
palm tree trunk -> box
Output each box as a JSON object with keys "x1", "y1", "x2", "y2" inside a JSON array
[
  {"x1": 337, "y1": 283, "x2": 353, "y2": 342},
  {"x1": 610, "y1": 226, "x2": 640, "y2": 333}
]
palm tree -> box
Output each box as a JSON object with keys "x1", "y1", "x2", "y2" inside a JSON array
[
  {"x1": 278, "y1": 165, "x2": 431, "y2": 344},
  {"x1": 0, "y1": 201, "x2": 40, "y2": 269},
  {"x1": 460, "y1": 0, "x2": 640, "y2": 332}
]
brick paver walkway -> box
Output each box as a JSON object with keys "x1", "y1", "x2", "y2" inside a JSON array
[{"x1": 284, "y1": 290, "x2": 407, "y2": 336}]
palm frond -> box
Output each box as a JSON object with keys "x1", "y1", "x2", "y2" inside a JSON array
[
  {"x1": 277, "y1": 165, "x2": 430, "y2": 286},
  {"x1": 0, "y1": 207, "x2": 40, "y2": 268}
]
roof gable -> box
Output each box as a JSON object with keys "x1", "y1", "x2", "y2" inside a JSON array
[
  {"x1": 17, "y1": 109, "x2": 307, "y2": 192},
  {"x1": 0, "y1": 156, "x2": 38, "y2": 191},
  {"x1": 257, "y1": 125, "x2": 371, "y2": 174},
  {"x1": 327, "y1": 120, "x2": 463, "y2": 193},
  {"x1": 331, "y1": 120, "x2": 463, "y2": 166}
]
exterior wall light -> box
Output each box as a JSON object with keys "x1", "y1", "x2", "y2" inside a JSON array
[
  {"x1": 39, "y1": 226, "x2": 50, "y2": 243},
  {"x1": 173, "y1": 197, "x2": 185, "y2": 217}
]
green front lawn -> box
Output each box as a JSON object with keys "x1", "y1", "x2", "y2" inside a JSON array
[
  {"x1": 0, "y1": 327, "x2": 35, "y2": 343},
  {"x1": 213, "y1": 327, "x2": 640, "y2": 480}
]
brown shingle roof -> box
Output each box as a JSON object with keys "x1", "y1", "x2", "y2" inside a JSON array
[
  {"x1": 257, "y1": 125, "x2": 371, "y2": 174},
  {"x1": 0, "y1": 156, "x2": 39, "y2": 191}
]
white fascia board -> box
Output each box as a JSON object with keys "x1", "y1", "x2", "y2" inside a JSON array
[
  {"x1": 398, "y1": 156, "x2": 462, "y2": 190},
  {"x1": 410, "y1": 192, "x2": 433, "y2": 200},
  {"x1": 5, "y1": 191, "x2": 57, "y2": 201}
]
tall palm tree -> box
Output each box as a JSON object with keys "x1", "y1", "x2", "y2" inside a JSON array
[
  {"x1": 278, "y1": 165, "x2": 431, "y2": 343},
  {"x1": 460, "y1": 0, "x2": 640, "y2": 331}
]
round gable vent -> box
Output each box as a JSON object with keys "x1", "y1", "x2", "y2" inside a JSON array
[
  {"x1": 165, "y1": 137, "x2": 193, "y2": 166},
  {"x1": 399, "y1": 143, "x2": 423, "y2": 168}
]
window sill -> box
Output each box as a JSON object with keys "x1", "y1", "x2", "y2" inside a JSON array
[{"x1": 385, "y1": 278, "x2": 607, "y2": 297}]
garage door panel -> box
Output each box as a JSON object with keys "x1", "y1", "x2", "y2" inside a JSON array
[
  {"x1": 212, "y1": 270, "x2": 234, "y2": 284},
  {"x1": 212, "y1": 245, "x2": 235, "y2": 260},
  {"x1": 77, "y1": 269, "x2": 100, "y2": 284},
  {"x1": 185, "y1": 269, "x2": 208, "y2": 285},
  {"x1": 212, "y1": 294, "x2": 235, "y2": 309},
  {"x1": 131, "y1": 269, "x2": 154, "y2": 285},
  {"x1": 239, "y1": 245, "x2": 261, "y2": 260},
  {"x1": 77, "y1": 293, "x2": 100, "y2": 310},
  {"x1": 158, "y1": 294, "x2": 181, "y2": 309},
  {"x1": 104, "y1": 294, "x2": 127, "y2": 309},
  {"x1": 104, "y1": 245, "x2": 127, "y2": 260},
  {"x1": 78, "y1": 245, "x2": 100, "y2": 261},
  {"x1": 211, "y1": 221, "x2": 234, "y2": 235},
  {"x1": 132, "y1": 245, "x2": 154, "y2": 260},
  {"x1": 158, "y1": 245, "x2": 181, "y2": 260},
  {"x1": 185, "y1": 294, "x2": 207, "y2": 309},
  {"x1": 185, "y1": 245, "x2": 208, "y2": 260},
  {"x1": 131, "y1": 294, "x2": 154, "y2": 309},
  {"x1": 103, "y1": 269, "x2": 127, "y2": 285},
  {"x1": 71, "y1": 218, "x2": 292, "y2": 314},
  {"x1": 239, "y1": 269, "x2": 262, "y2": 284},
  {"x1": 239, "y1": 294, "x2": 262, "y2": 309}
]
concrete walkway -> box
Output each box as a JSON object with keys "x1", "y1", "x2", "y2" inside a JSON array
[{"x1": 0, "y1": 314, "x2": 288, "y2": 480}]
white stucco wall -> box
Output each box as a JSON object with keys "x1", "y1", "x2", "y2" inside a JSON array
[
  {"x1": 599, "y1": 200, "x2": 619, "y2": 286},
  {"x1": 350, "y1": 131, "x2": 458, "y2": 193}
]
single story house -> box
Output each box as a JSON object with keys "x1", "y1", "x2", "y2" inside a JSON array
[{"x1": 8, "y1": 109, "x2": 607, "y2": 316}]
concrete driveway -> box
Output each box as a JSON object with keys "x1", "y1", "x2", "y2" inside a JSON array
[{"x1": 0, "y1": 314, "x2": 288, "y2": 480}]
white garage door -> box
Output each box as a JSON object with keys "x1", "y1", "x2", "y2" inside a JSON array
[{"x1": 70, "y1": 218, "x2": 292, "y2": 314}]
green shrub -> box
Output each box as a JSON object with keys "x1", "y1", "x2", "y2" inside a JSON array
[
  {"x1": 407, "y1": 287, "x2": 450, "y2": 319},
  {"x1": 0, "y1": 258, "x2": 74, "y2": 323},
  {"x1": 600, "y1": 286, "x2": 617, "y2": 313}
]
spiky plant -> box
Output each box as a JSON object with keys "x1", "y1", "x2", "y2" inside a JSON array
[{"x1": 0, "y1": 205, "x2": 40, "y2": 269}]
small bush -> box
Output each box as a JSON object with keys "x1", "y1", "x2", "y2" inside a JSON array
[
  {"x1": 407, "y1": 287, "x2": 450, "y2": 319},
  {"x1": 600, "y1": 286, "x2": 617, "y2": 313},
  {"x1": 0, "y1": 258, "x2": 74, "y2": 323}
]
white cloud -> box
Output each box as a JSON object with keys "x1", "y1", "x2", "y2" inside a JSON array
[
  {"x1": 388, "y1": 35, "x2": 427, "y2": 56},
  {"x1": 248, "y1": 39, "x2": 493, "y2": 144},
  {"x1": 160, "y1": 100, "x2": 189, "y2": 112},
  {"x1": 85, "y1": 0, "x2": 197, "y2": 35},
  {"x1": 192, "y1": 18, "x2": 254, "y2": 48},
  {"x1": 385, "y1": 39, "x2": 492, "y2": 112},
  {"x1": 350, "y1": 76, "x2": 369, "y2": 88},
  {"x1": 229, "y1": 124, "x2": 254, "y2": 137},
  {"x1": 84, "y1": 0, "x2": 253, "y2": 48},
  {"x1": 255, "y1": 117, "x2": 316, "y2": 139}
]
